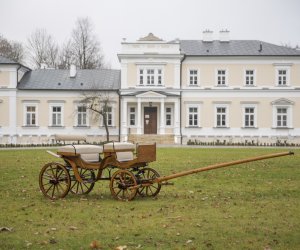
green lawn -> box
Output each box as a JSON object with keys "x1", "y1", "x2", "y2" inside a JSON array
[{"x1": 0, "y1": 147, "x2": 299, "y2": 250}]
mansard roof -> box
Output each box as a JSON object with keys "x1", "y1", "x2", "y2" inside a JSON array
[
  {"x1": 18, "y1": 68, "x2": 121, "y2": 90},
  {"x1": 180, "y1": 40, "x2": 300, "y2": 56}
]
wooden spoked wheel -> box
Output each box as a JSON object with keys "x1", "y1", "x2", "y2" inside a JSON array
[
  {"x1": 137, "y1": 167, "x2": 161, "y2": 197},
  {"x1": 110, "y1": 170, "x2": 137, "y2": 201},
  {"x1": 39, "y1": 162, "x2": 71, "y2": 200},
  {"x1": 69, "y1": 168, "x2": 96, "y2": 195}
]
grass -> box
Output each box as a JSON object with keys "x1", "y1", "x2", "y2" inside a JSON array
[{"x1": 0, "y1": 147, "x2": 299, "y2": 250}]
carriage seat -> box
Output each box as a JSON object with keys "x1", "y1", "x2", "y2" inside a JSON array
[
  {"x1": 103, "y1": 142, "x2": 135, "y2": 162},
  {"x1": 57, "y1": 145, "x2": 103, "y2": 163}
]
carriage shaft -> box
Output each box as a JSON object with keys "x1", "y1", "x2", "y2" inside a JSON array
[{"x1": 154, "y1": 151, "x2": 294, "y2": 183}]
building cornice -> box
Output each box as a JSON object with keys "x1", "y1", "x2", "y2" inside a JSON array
[{"x1": 118, "y1": 54, "x2": 184, "y2": 60}]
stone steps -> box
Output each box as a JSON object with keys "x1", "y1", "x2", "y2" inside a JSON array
[{"x1": 128, "y1": 134, "x2": 175, "y2": 144}]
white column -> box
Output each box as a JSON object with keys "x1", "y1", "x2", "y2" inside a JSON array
[
  {"x1": 137, "y1": 98, "x2": 142, "y2": 134},
  {"x1": 121, "y1": 98, "x2": 128, "y2": 141},
  {"x1": 160, "y1": 98, "x2": 165, "y2": 134},
  {"x1": 174, "y1": 99, "x2": 180, "y2": 136},
  {"x1": 9, "y1": 90, "x2": 17, "y2": 143}
]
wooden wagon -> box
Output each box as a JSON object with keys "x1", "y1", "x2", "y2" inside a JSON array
[
  {"x1": 39, "y1": 141, "x2": 294, "y2": 201},
  {"x1": 39, "y1": 142, "x2": 160, "y2": 201}
]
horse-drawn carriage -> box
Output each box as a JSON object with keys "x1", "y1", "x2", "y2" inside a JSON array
[
  {"x1": 39, "y1": 142, "x2": 161, "y2": 201},
  {"x1": 39, "y1": 141, "x2": 293, "y2": 201}
]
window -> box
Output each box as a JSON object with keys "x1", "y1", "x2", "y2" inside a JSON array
[
  {"x1": 244, "y1": 107, "x2": 255, "y2": 127},
  {"x1": 25, "y1": 106, "x2": 37, "y2": 126},
  {"x1": 129, "y1": 107, "x2": 136, "y2": 126},
  {"x1": 147, "y1": 69, "x2": 154, "y2": 85},
  {"x1": 103, "y1": 107, "x2": 113, "y2": 126},
  {"x1": 139, "y1": 69, "x2": 144, "y2": 85},
  {"x1": 139, "y1": 68, "x2": 163, "y2": 86},
  {"x1": 245, "y1": 70, "x2": 254, "y2": 86},
  {"x1": 217, "y1": 70, "x2": 226, "y2": 85},
  {"x1": 77, "y1": 105, "x2": 87, "y2": 126},
  {"x1": 189, "y1": 70, "x2": 198, "y2": 85},
  {"x1": 166, "y1": 107, "x2": 172, "y2": 126},
  {"x1": 276, "y1": 108, "x2": 287, "y2": 127},
  {"x1": 271, "y1": 99, "x2": 294, "y2": 129},
  {"x1": 188, "y1": 107, "x2": 198, "y2": 126},
  {"x1": 51, "y1": 106, "x2": 62, "y2": 126},
  {"x1": 278, "y1": 70, "x2": 287, "y2": 86},
  {"x1": 158, "y1": 69, "x2": 162, "y2": 85},
  {"x1": 216, "y1": 107, "x2": 227, "y2": 127}
]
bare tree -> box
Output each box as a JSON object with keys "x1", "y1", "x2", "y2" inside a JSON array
[
  {"x1": 69, "y1": 17, "x2": 104, "y2": 69},
  {"x1": 0, "y1": 34, "x2": 25, "y2": 63},
  {"x1": 81, "y1": 92, "x2": 112, "y2": 142},
  {"x1": 57, "y1": 41, "x2": 73, "y2": 69},
  {"x1": 281, "y1": 42, "x2": 300, "y2": 50},
  {"x1": 27, "y1": 29, "x2": 58, "y2": 69}
]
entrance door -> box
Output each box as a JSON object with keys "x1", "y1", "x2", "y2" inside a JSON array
[{"x1": 144, "y1": 107, "x2": 157, "y2": 134}]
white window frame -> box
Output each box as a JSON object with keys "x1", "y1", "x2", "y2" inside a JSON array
[
  {"x1": 275, "y1": 67, "x2": 290, "y2": 86},
  {"x1": 242, "y1": 104, "x2": 257, "y2": 128},
  {"x1": 49, "y1": 104, "x2": 64, "y2": 126},
  {"x1": 128, "y1": 106, "x2": 136, "y2": 127},
  {"x1": 244, "y1": 69, "x2": 256, "y2": 86},
  {"x1": 23, "y1": 103, "x2": 38, "y2": 126},
  {"x1": 188, "y1": 69, "x2": 199, "y2": 86},
  {"x1": 147, "y1": 69, "x2": 155, "y2": 85},
  {"x1": 216, "y1": 69, "x2": 228, "y2": 86},
  {"x1": 76, "y1": 104, "x2": 89, "y2": 127},
  {"x1": 186, "y1": 104, "x2": 200, "y2": 127},
  {"x1": 101, "y1": 105, "x2": 115, "y2": 127},
  {"x1": 137, "y1": 67, "x2": 164, "y2": 86},
  {"x1": 165, "y1": 106, "x2": 173, "y2": 126},
  {"x1": 157, "y1": 69, "x2": 162, "y2": 85},
  {"x1": 214, "y1": 104, "x2": 229, "y2": 128},
  {"x1": 139, "y1": 69, "x2": 144, "y2": 85},
  {"x1": 272, "y1": 105, "x2": 292, "y2": 128}
]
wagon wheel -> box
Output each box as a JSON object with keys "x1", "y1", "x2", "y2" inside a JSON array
[
  {"x1": 110, "y1": 170, "x2": 137, "y2": 201},
  {"x1": 39, "y1": 162, "x2": 71, "y2": 200},
  {"x1": 69, "y1": 168, "x2": 96, "y2": 195},
  {"x1": 137, "y1": 167, "x2": 161, "y2": 197}
]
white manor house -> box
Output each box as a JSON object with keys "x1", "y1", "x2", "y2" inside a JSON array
[{"x1": 0, "y1": 31, "x2": 300, "y2": 145}]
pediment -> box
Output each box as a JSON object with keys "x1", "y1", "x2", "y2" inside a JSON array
[
  {"x1": 271, "y1": 98, "x2": 294, "y2": 105},
  {"x1": 136, "y1": 91, "x2": 166, "y2": 98}
]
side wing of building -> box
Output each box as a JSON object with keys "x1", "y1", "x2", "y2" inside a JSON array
[
  {"x1": 180, "y1": 39, "x2": 300, "y2": 144},
  {"x1": 0, "y1": 60, "x2": 121, "y2": 144}
]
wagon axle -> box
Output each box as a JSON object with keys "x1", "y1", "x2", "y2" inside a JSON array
[{"x1": 39, "y1": 142, "x2": 294, "y2": 201}]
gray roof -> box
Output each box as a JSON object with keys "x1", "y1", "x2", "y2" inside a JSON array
[
  {"x1": 0, "y1": 55, "x2": 18, "y2": 64},
  {"x1": 18, "y1": 68, "x2": 121, "y2": 90},
  {"x1": 180, "y1": 40, "x2": 300, "y2": 56}
]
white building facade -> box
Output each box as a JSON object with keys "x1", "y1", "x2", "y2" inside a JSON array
[
  {"x1": 1, "y1": 31, "x2": 300, "y2": 145},
  {"x1": 118, "y1": 32, "x2": 300, "y2": 145}
]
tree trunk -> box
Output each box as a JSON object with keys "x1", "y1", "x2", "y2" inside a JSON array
[{"x1": 102, "y1": 114, "x2": 110, "y2": 142}]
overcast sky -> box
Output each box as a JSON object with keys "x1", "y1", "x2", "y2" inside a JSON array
[{"x1": 1, "y1": 0, "x2": 299, "y2": 69}]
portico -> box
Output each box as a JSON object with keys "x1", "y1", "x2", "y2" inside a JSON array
[{"x1": 120, "y1": 91, "x2": 180, "y2": 143}]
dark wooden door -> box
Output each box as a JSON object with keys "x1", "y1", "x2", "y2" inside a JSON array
[{"x1": 144, "y1": 107, "x2": 157, "y2": 134}]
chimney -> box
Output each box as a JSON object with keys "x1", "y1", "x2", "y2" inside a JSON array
[
  {"x1": 219, "y1": 29, "x2": 230, "y2": 42},
  {"x1": 258, "y1": 42, "x2": 263, "y2": 52},
  {"x1": 203, "y1": 29, "x2": 213, "y2": 42},
  {"x1": 70, "y1": 64, "x2": 76, "y2": 78}
]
